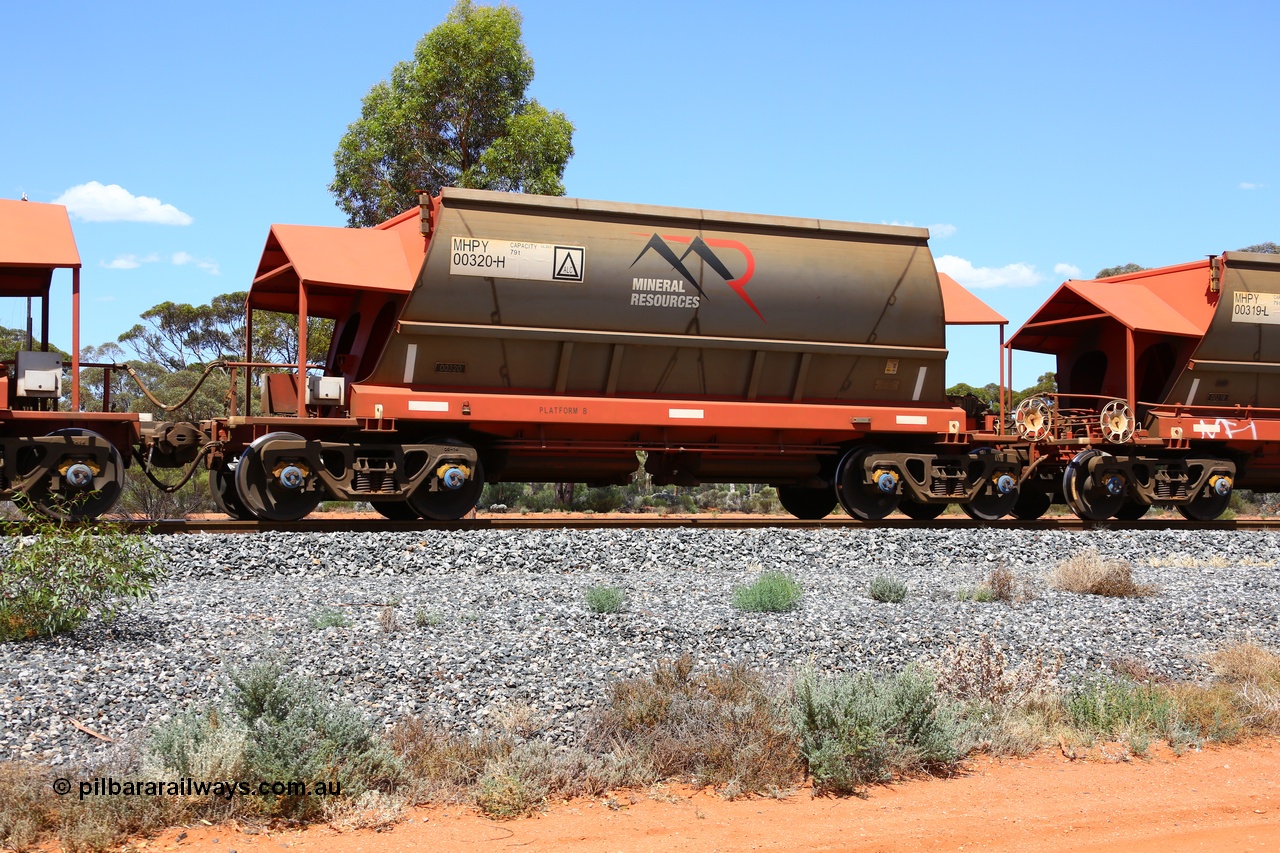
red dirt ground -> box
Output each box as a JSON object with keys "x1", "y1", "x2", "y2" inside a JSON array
[{"x1": 133, "y1": 740, "x2": 1280, "y2": 853}]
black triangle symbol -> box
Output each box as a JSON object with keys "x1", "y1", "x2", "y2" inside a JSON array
[{"x1": 557, "y1": 251, "x2": 580, "y2": 279}]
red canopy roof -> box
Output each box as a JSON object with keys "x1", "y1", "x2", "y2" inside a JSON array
[
  {"x1": 1010, "y1": 261, "x2": 1214, "y2": 354},
  {"x1": 0, "y1": 199, "x2": 81, "y2": 296},
  {"x1": 249, "y1": 209, "x2": 424, "y2": 317},
  {"x1": 938, "y1": 273, "x2": 1007, "y2": 325}
]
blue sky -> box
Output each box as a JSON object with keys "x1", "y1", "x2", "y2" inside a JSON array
[{"x1": 3, "y1": 0, "x2": 1276, "y2": 387}]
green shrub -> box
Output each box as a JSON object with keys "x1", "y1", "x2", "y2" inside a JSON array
[
  {"x1": 414, "y1": 608, "x2": 444, "y2": 628},
  {"x1": 148, "y1": 661, "x2": 400, "y2": 819},
  {"x1": 584, "y1": 585, "x2": 625, "y2": 614},
  {"x1": 308, "y1": 607, "x2": 352, "y2": 629},
  {"x1": 869, "y1": 575, "x2": 907, "y2": 603},
  {"x1": 791, "y1": 666, "x2": 963, "y2": 794},
  {"x1": 0, "y1": 514, "x2": 162, "y2": 641},
  {"x1": 1063, "y1": 677, "x2": 1186, "y2": 753},
  {"x1": 731, "y1": 570, "x2": 802, "y2": 612},
  {"x1": 574, "y1": 485, "x2": 627, "y2": 513},
  {"x1": 957, "y1": 585, "x2": 996, "y2": 603}
]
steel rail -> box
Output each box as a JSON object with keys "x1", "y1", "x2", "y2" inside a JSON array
[{"x1": 21, "y1": 515, "x2": 1280, "y2": 535}]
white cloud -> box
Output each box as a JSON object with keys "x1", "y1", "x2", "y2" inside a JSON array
[
  {"x1": 99, "y1": 251, "x2": 217, "y2": 274},
  {"x1": 936, "y1": 255, "x2": 1045, "y2": 289},
  {"x1": 100, "y1": 252, "x2": 159, "y2": 270},
  {"x1": 1054, "y1": 262, "x2": 1082, "y2": 279},
  {"x1": 54, "y1": 181, "x2": 193, "y2": 225},
  {"x1": 172, "y1": 251, "x2": 220, "y2": 275},
  {"x1": 1239, "y1": 182, "x2": 1263, "y2": 190}
]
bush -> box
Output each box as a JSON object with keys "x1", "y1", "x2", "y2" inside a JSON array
[
  {"x1": 586, "y1": 655, "x2": 801, "y2": 797},
  {"x1": 584, "y1": 585, "x2": 625, "y2": 614},
  {"x1": 731, "y1": 570, "x2": 802, "y2": 612},
  {"x1": 932, "y1": 633, "x2": 1059, "y2": 708},
  {"x1": 0, "y1": 762, "x2": 57, "y2": 851},
  {"x1": 1063, "y1": 677, "x2": 1185, "y2": 753},
  {"x1": 573, "y1": 485, "x2": 627, "y2": 513},
  {"x1": 1052, "y1": 549, "x2": 1158, "y2": 597},
  {"x1": 389, "y1": 716, "x2": 510, "y2": 801},
  {"x1": 308, "y1": 607, "x2": 352, "y2": 629},
  {"x1": 957, "y1": 566, "x2": 1021, "y2": 604},
  {"x1": 957, "y1": 585, "x2": 995, "y2": 603},
  {"x1": 1206, "y1": 643, "x2": 1280, "y2": 733},
  {"x1": 791, "y1": 666, "x2": 963, "y2": 794},
  {"x1": 869, "y1": 575, "x2": 907, "y2": 603},
  {"x1": 148, "y1": 661, "x2": 400, "y2": 819},
  {"x1": 0, "y1": 513, "x2": 162, "y2": 641}
]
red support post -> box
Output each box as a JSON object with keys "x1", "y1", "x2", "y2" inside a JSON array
[
  {"x1": 71, "y1": 269, "x2": 80, "y2": 411},
  {"x1": 298, "y1": 283, "x2": 308, "y2": 417},
  {"x1": 997, "y1": 325, "x2": 1006, "y2": 433},
  {"x1": 244, "y1": 302, "x2": 253, "y2": 415},
  {"x1": 1126, "y1": 326, "x2": 1136, "y2": 417}
]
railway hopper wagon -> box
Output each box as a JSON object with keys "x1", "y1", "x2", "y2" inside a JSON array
[
  {"x1": 1007, "y1": 251, "x2": 1280, "y2": 521},
  {"x1": 210, "y1": 188, "x2": 1014, "y2": 522},
  {"x1": 0, "y1": 199, "x2": 138, "y2": 519}
]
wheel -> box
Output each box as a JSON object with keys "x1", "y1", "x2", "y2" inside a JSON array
[
  {"x1": 373, "y1": 501, "x2": 421, "y2": 521},
  {"x1": 777, "y1": 485, "x2": 837, "y2": 519},
  {"x1": 1010, "y1": 490, "x2": 1052, "y2": 520},
  {"x1": 24, "y1": 428, "x2": 125, "y2": 521},
  {"x1": 1062, "y1": 449, "x2": 1125, "y2": 521},
  {"x1": 960, "y1": 449, "x2": 1019, "y2": 521},
  {"x1": 1099, "y1": 400, "x2": 1134, "y2": 444},
  {"x1": 898, "y1": 499, "x2": 946, "y2": 521},
  {"x1": 1177, "y1": 480, "x2": 1232, "y2": 521},
  {"x1": 209, "y1": 462, "x2": 252, "y2": 520},
  {"x1": 1014, "y1": 397, "x2": 1053, "y2": 441},
  {"x1": 834, "y1": 446, "x2": 900, "y2": 521},
  {"x1": 234, "y1": 432, "x2": 324, "y2": 521},
  {"x1": 409, "y1": 455, "x2": 485, "y2": 520},
  {"x1": 1113, "y1": 500, "x2": 1150, "y2": 521}
]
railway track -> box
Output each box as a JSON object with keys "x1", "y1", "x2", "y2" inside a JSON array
[{"x1": 29, "y1": 514, "x2": 1280, "y2": 535}]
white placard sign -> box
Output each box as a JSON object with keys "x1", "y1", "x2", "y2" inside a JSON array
[
  {"x1": 1231, "y1": 291, "x2": 1280, "y2": 325},
  {"x1": 449, "y1": 237, "x2": 585, "y2": 282}
]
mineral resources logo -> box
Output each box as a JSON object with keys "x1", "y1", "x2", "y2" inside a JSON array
[{"x1": 629, "y1": 233, "x2": 763, "y2": 321}]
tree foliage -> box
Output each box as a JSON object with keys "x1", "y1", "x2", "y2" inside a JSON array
[
  {"x1": 116, "y1": 292, "x2": 331, "y2": 372},
  {"x1": 330, "y1": 0, "x2": 575, "y2": 227},
  {"x1": 0, "y1": 325, "x2": 70, "y2": 363},
  {"x1": 1239, "y1": 242, "x2": 1279, "y2": 254},
  {"x1": 1095, "y1": 263, "x2": 1147, "y2": 278},
  {"x1": 947, "y1": 371, "x2": 1057, "y2": 410}
]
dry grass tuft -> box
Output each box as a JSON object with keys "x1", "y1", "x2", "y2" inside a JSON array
[
  {"x1": 323, "y1": 790, "x2": 407, "y2": 830},
  {"x1": 389, "y1": 717, "x2": 511, "y2": 802},
  {"x1": 987, "y1": 565, "x2": 1018, "y2": 601},
  {"x1": 1206, "y1": 643, "x2": 1280, "y2": 732},
  {"x1": 1051, "y1": 549, "x2": 1159, "y2": 597},
  {"x1": 933, "y1": 632, "x2": 1060, "y2": 708},
  {"x1": 0, "y1": 762, "x2": 56, "y2": 852},
  {"x1": 586, "y1": 654, "x2": 801, "y2": 797}
]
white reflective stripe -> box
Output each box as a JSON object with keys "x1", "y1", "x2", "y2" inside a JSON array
[
  {"x1": 1187, "y1": 377, "x2": 1199, "y2": 406},
  {"x1": 1192, "y1": 422, "x2": 1219, "y2": 436},
  {"x1": 896, "y1": 415, "x2": 928, "y2": 425},
  {"x1": 407, "y1": 400, "x2": 449, "y2": 412},
  {"x1": 912, "y1": 366, "x2": 927, "y2": 401},
  {"x1": 669, "y1": 408, "x2": 705, "y2": 419},
  {"x1": 403, "y1": 344, "x2": 418, "y2": 383}
]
